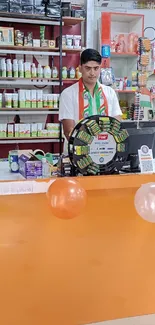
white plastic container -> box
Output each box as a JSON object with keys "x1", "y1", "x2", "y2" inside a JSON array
[
  {"x1": 18, "y1": 59, "x2": 24, "y2": 78},
  {"x1": 44, "y1": 66, "x2": 51, "y2": 78},
  {"x1": 66, "y1": 35, "x2": 73, "y2": 49},
  {"x1": 6, "y1": 59, "x2": 12, "y2": 77},
  {"x1": 31, "y1": 63, "x2": 37, "y2": 78},
  {"x1": 73, "y1": 35, "x2": 81, "y2": 49},
  {"x1": 13, "y1": 59, "x2": 18, "y2": 78},
  {"x1": 42, "y1": 157, "x2": 51, "y2": 178},
  {"x1": 1, "y1": 59, "x2": 6, "y2": 78},
  {"x1": 5, "y1": 93, "x2": 12, "y2": 108},
  {"x1": 37, "y1": 64, "x2": 43, "y2": 78}
]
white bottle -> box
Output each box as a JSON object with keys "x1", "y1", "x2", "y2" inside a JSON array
[
  {"x1": 1, "y1": 58, "x2": 6, "y2": 77},
  {"x1": 13, "y1": 59, "x2": 18, "y2": 78},
  {"x1": 42, "y1": 157, "x2": 51, "y2": 178},
  {"x1": 6, "y1": 59, "x2": 12, "y2": 77},
  {"x1": 18, "y1": 59, "x2": 24, "y2": 78},
  {"x1": 31, "y1": 63, "x2": 37, "y2": 78},
  {"x1": 37, "y1": 64, "x2": 43, "y2": 78}
]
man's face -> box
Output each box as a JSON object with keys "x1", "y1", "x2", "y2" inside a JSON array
[{"x1": 80, "y1": 61, "x2": 101, "y2": 85}]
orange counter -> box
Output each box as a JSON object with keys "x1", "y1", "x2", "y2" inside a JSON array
[{"x1": 1, "y1": 174, "x2": 155, "y2": 325}]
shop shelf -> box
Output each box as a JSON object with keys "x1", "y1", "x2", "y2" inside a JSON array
[
  {"x1": 111, "y1": 52, "x2": 138, "y2": 58},
  {"x1": 0, "y1": 14, "x2": 63, "y2": 26},
  {"x1": 62, "y1": 17, "x2": 85, "y2": 26},
  {"x1": 0, "y1": 48, "x2": 65, "y2": 56},
  {"x1": 0, "y1": 137, "x2": 62, "y2": 144},
  {"x1": 0, "y1": 109, "x2": 59, "y2": 115},
  {"x1": 0, "y1": 78, "x2": 60, "y2": 86}
]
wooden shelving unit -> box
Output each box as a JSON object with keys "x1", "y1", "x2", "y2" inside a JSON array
[{"x1": 62, "y1": 17, "x2": 85, "y2": 26}]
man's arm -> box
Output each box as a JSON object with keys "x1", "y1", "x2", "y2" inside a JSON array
[
  {"x1": 61, "y1": 119, "x2": 75, "y2": 140},
  {"x1": 59, "y1": 89, "x2": 75, "y2": 139}
]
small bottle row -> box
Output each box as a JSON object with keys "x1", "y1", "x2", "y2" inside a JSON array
[
  {"x1": 0, "y1": 123, "x2": 60, "y2": 138},
  {"x1": 0, "y1": 90, "x2": 60, "y2": 109},
  {"x1": 0, "y1": 59, "x2": 81, "y2": 80}
]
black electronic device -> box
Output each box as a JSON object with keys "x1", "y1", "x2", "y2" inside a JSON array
[
  {"x1": 68, "y1": 115, "x2": 129, "y2": 176},
  {"x1": 121, "y1": 121, "x2": 155, "y2": 173}
]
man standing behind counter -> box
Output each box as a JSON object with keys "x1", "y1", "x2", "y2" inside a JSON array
[{"x1": 59, "y1": 48, "x2": 122, "y2": 153}]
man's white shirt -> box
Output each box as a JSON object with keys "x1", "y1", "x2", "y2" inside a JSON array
[{"x1": 59, "y1": 81, "x2": 122, "y2": 154}]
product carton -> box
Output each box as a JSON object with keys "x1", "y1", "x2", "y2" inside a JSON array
[
  {"x1": 24, "y1": 124, "x2": 31, "y2": 137},
  {"x1": 31, "y1": 123, "x2": 38, "y2": 137},
  {"x1": 0, "y1": 123, "x2": 7, "y2": 138},
  {"x1": 19, "y1": 124, "x2": 25, "y2": 137},
  {"x1": 31, "y1": 90, "x2": 37, "y2": 109},
  {"x1": 36, "y1": 90, "x2": 43, "y2": 109},
  {"x1": 18, "y1": 89, "x2": 26, "y2": 108},
  {"x1": 15, "y1": 124, "x2": 19, "y2": 137},
  {"x1": 18, "y1": 153, "x2": 42, "y2": 179},
  {"x1": 8, "y1": 124, "x2": 14, "y2": 137},
  {"x1": 25, "y1": 90, "x2": 31, "y2": 108},
  {"x1": 37, "y1": 123, "x2": 43, "y2": 136}
]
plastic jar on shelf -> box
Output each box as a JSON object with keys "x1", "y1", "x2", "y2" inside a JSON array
[
  {"x1": 44, "y1": 66, "x2": 51, "y2": 78},
  {"x1": 69, "y1": 67, "x2": 76, "y2": 79},
  {"x1": 73, "y1": 35, "x2": 81, "y2": 49},
  {"x1": 66, "y1": 35, "x2": 73, "y2": 49},
  {"x1": 51, "y1": 66, "x2": 58, "y2": 79},
  {"x1": 62, "y1": 67, "x2": 68, "y2": 79}
]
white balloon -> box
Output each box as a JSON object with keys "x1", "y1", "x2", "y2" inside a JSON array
[{"x1": 134, "y1": 183, "x2": 155, "y2": 223}]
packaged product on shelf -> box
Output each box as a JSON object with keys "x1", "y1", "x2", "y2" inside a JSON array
[
  {"x1": 0, "y1": 3, "x2": 9, "y2": 12},
  {"x1": 44, "y1": 66, "x2": 51, "y2": 78},
  {"x1": 18, "y1": 59, "x2": 24, "y2": 78},
  {"x1": 43, "y1": 93, "x2": 48, "y2": 108},
  {"x1": 8, "y1": 124, "x2": 14, "y2": 138},
  {"x1": 5, "y1": 93, "x2": 12, "y2": 108},
  {"x1": 40, "y1": 26, "x2": 45, "y2": 42},
  {"x1": 19, "y1": 124, "x2": 25, "y2": 137},
  {"x1": 62, "y1": 67, "x2": 67, "y2": 79},
  {"x1": 0, "y1": 27, "x2": 14, "y2": 46},
  {"x1": 0, "y1": 94, "x2": 2, "y2": 108},
  {"x1": 31, "y1": 123, "x2": 38, "y2": 137},
  {"x1": 49, "y1": 40, "x2": 56, "y2": 48},
  {"x1": 46, "y1": 4, "x2": 61, "y2": 18},
  {"x1": 1, "y1": 59, "x2": 6, "y2": 78},
  {"x1": 15, "y1": 30, "x2": 24, "y2": 46},
  {"x1": 10, "y1": 3, "x2": 21, "y2": 13},
  {"x1": 24, "y1": 124, "x2": 31, "y2": 137},
  {"x1": 22, "y1": 5, "x2": 33, "y2": 14},
  {"x1": 37, "y1": 123, "x2": 43, "y2": 136},
  {"x1": 31, "y1": 63, "x2": 37, "y2": 78},
  {"x1": 51, "y1": 66, "x2": 58, "y2": 79},
  {"x1": 25, "y1": 90, "x2": 31, "y2": 108},
  {"x1": 6, "y1": 59, "x2": 12, "y2": 78},
  {"x1": 36, "y1": 90, "x2": 43, "y2": 108},
  {"x1": 0, "y1": 124, "x2": 7, "y2": 138},
  {"x1": 53, "y1": 94, "x2": 59, "y2": 109},
  {"x1": 18, "y1": 89, "x2": 25, "y2": 108},
  {"x1": 40, "y1": 129, "x2": 48, "y2": 137},
  {"x1": 69, "y1": 67, "x2": 76, "y2": 79},
  {"x1": 24, "y1": 62, "x2": 31, "y2": 78},
  {"x1": 37, "y1": 64, "x2": 43, "y2": 78},
  {"x1": 34, "y1": 6, "x2": 45, "y2": 16},
  {"x1": 128, "y1": 33, "x2": 139, "y2": 53},
  {"x1": 114, "y1": 33, "x2": 127, "y2": 53},
  {"x1": 15, "y1": 124, "x2": 19, "y2": 137},
  {"x1": 27, "y1": 32, "x2": 33, "y2": 47},
  {"x1": 41, "y1": 40, "x2": 48, "y2": 47},
  {"x1": 13, "y1": 59, "x2": 18, "y2": 78},
  {"x1": 66, "y1": 35, "x2": 73, "y2": 49},
  {"x1": 73, "y1": 35, "x2": 81, "y2": 49},
  {"x1": 47, "y1": 94, "x2": 53, "y2": 108},
  {"x1": 31, "y1": 90, "x2": 37, "y2": 109},
  {"x1": 12, "y1": 93, "x2": 18, "y2": 108},
  {"x1": 62, "y1": 35, "x2": 66, "y2": 48},
  {"x1": 19, "y1": 154, "x2": 42, "y2": 179},
  {"x1": 76, "y1": 67, "x2": 82, "y2": 79},
  {"x1": 33, "y1": 39, "x2": 40, "y2": 47}
]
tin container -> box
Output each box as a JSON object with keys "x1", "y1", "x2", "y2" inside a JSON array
[{"x1": 8, "y1": 150, "x2": 19, "y2": 173}]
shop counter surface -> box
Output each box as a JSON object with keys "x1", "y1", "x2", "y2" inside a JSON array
[{"x1": 1, "y1": 174, "x2": 155, "y2": 325}]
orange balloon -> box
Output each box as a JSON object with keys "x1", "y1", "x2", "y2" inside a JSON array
[{"x1": 47, "y1": 178, "x2": 87, "y2": 219}]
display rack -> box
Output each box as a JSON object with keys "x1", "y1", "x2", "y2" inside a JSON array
[{"x1": 0, "y1": 6, "x2": 85, "y2": 157}]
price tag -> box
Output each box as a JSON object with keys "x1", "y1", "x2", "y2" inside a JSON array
[{"x1": 138, "y1": 145, "x2": 154, "y2": 174}]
